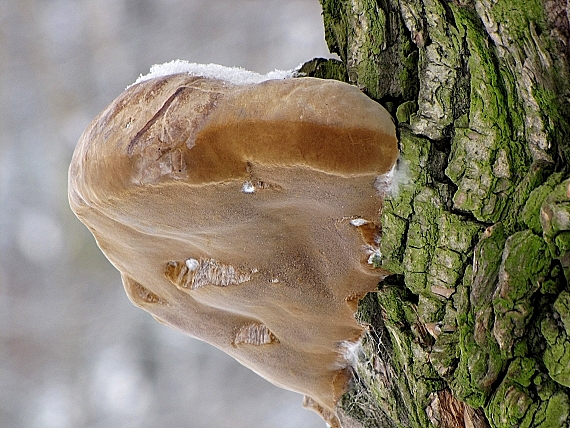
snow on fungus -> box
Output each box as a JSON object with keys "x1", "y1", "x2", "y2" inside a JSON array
[
  {"x1": 241, "y1": 181, "x2": 255, "y2": 194},
  {"x1": 131, "y1": 59, "x2": 295, "y2": 87},
  {"x1": 68, "y1": 66, "x2": 398, "y2": 427},
  {"x1": 349, "y1": 218, "x2": 369, "y2": 227},
  {"x1": 185, "y1": 258, "x2": 199, "y2": 271}
]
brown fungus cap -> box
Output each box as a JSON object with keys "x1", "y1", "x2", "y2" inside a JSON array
[{"x1": 69, "y1": 73, "x2": 398, "y2": 427}]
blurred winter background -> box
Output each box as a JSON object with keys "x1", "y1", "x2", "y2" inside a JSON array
[{"x1": 0, "y1": 1, "x2": 336, "y2": 427}]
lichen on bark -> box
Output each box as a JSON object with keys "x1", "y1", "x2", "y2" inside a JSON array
[{"x1": 314, "y1": 0, "x2": 570, "y2": 426}]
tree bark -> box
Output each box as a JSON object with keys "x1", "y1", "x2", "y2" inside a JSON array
[{"x1": 300, "y1": 1, "x2": 570, "y2": 426}]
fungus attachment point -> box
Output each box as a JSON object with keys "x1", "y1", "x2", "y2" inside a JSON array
[{"x1": 68, "y1": 65, "x2": 398, "y2": 427}]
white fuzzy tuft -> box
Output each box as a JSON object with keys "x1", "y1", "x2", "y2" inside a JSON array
[
  {"x1": 337, "y1": 339, "x2": 365, "y2": 369},
  {"x1": 350, "y1": 218, "x2": 369, "y2": 227},
  {"x1": 241, "y1": 182, "x2": 255, "y2": 194},
  {"x1": 366, "y1": 247, "x2": 382, "y2": 265},
  {"x1": 375, "y1": 158, "x2": 410, "y2": 198},
  {"x1": 130, "y1": 60, "x2": 298, "y2": 88}
]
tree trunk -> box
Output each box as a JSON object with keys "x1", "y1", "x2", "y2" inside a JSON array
[{"x1": 300, "y1": 1, "x2": 570, "y2": 426}]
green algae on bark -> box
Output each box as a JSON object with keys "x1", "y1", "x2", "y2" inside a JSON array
[
  {"x1": 542, "y1": 290, "x2": 570, "y2": 389},
  {"x1": 340, "y1": 282, "x2": 446, "y2": 428},
  {"x1": 320, "y1": 0, "x2": 419, "y2": 101},
  {"x1": 296, "y1": 58, "x2": 349, "y2": 81},
  {"x1": 317, "y1": 0, "x2": 569, "y2": 426},
  {"x1": 541, "y1": 179, "x2": 570, "y2": 274},
  {"x1": 492, "y1": 230, "x2": 550, "y2": 355}
]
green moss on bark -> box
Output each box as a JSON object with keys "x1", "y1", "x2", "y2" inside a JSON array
[
  {"x1": 492, "y1": 231, "x2": 550, "y2": 355},
  {"x1": 542, "y1": 290, "x2": 570, "y2": 388},
  {"x1": 319, "y1": 0, "x2": 570, "y2": 426},
  {"x1": 347, "y1": 283, "x2": 446, "y2": 428},
  {"x1": 445, "y1": 6, "x2": 530, "y2": 224},
  {"x1": 319, "y1": 0, "x2": 418, "y2": 101},
  {"x1": 541, "y1": 179, "x2": 570, "y2": 261},
  {"x1": 296, "y1": 58, "x2": 349, "y2": 81},
  {"x1": 452, "y1": 224, "x2": 508, "y2": 407}
]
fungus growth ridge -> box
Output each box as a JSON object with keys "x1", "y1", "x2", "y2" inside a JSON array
[{"x1": 68, "y1": 63, "x2": 398, "y2": 427}]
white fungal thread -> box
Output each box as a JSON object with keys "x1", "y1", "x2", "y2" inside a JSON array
[
  {"x1": 366, "y1": 247, "x2": 382, "y2": 265},
  {"x1": 335, "y1": 339, "x2": 365, "y2": 369},
  {"x1": 375, "y1": 157, "x2": 410, "y2": 198},
  {"x1": 345, "y1": 217, "x2": 382, "y2": 266}
]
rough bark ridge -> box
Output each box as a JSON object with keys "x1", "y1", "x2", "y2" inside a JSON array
[{"x1": 300, "y1": 0, "x2": 570, "y2": 426}]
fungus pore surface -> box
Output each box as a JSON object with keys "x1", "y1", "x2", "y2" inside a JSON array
[{"x1": 68, "y1": 69, "x2": 398, "y2": 427}]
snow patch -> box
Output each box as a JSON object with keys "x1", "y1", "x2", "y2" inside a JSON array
[
  {"x1": 185, "y1": 258, "x2": 199, "y2": 271},
  {"x1": 349, "y1": 218, "x2": 369, "y2": 227},
  {"x1": 130, "y1": 60, "x2": 298, "y2": 87},
  {"x1": 241, "y1": 181, "x2": 255, "y2": 194}
]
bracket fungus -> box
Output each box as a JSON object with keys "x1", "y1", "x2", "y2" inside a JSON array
[{"x1": 68, "y1": 64, "x2": 398, "y2": 427}]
